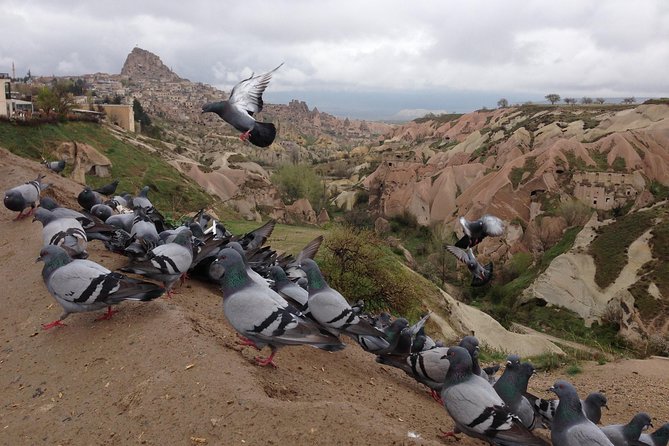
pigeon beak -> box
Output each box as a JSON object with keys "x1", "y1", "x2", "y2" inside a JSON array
[
  {"x1": 548, "y1": 385, "x2": 556, "y2": 393},
  {"x1": 35, "y1": 255, "x2": 43, "y2": 263},
  {"x1": 604, "y1": 404, "x2": 609, "y2": 410}
]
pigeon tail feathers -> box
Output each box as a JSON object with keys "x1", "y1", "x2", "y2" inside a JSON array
[{"x1": 248, "y1": 122, "x2": 277, "y2": 147}]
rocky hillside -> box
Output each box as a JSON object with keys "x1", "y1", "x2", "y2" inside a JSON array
[{"x1": 348, "y1": 102, "x2": 669, "y2": 348}]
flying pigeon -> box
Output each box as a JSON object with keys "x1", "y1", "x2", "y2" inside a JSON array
[
  {"x1": 42, "y1": 158, "x2": 66, "y2": 174},
  {"x1": 4, "y1": 174, "x2": 48, "y2": 219},
  {"x1": 33, "y1": 207, "x2": 88, "y2": 259},
  {"x1": 601, "y1": 412, "x2": 653, "y2": 446},
  {"x1": 439, "y1": 346, "x2": 548, "y2": 445},
  {"x1": 445, "y1": 245, "x2": 494, "y2": 287},
  {"x1": 531, "y1": 391, "x2": 608, "y2": 428},
  {"x1": 454, "y1": 214, "x2": 505, "y2": 249},
  {"x1": 93, "y1": 179, "x2": 120, "y2": 196},
  {"x1": 549, "y1": 380, "x2": 614, "y2": 446},
  {"x1": 202, "y1": 63, "x2": 283, "y2": 148},
  {"x1": 215, "y1": 247, "x2": 344, "y2": 367},
  {"x1": 639, "y1": 423, "x2": 669, "y2": 446},
  {"x1": 37, "y1": 245, "x2": 165, "y2": 329},
  {"x1": 299, "y1": 259, "x2": 385, "y2": 338},
  {"x1": 121, "y1": 229, "x2": 194, "y2": 293},
  {"x1": 493, "y1": 356, "x2": 539, "y2": 430}
]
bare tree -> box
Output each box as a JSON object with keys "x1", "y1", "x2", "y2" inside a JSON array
[
  {"x1": 564, "y1": 97, "x2": 577, "y2": 105},
  {"x1": 622, "y1": 97, "x2": 636, "y2": 104},
  {"x1": 581, "y1": 97, "x2": 593, "y2": 104},
  {"x1": 594, "y1": 98, "x2": 606, "y2": 104},
  {"x1": 497, "y1": 98, "x2": 509, "y2": 108},
  {"x1": 545, "y1": 94, "x2": 560, "y2": 105}
]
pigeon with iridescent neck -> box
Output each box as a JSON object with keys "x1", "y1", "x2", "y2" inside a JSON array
[
  {"x1": 216, "y1": 248, "x2": 344, "y2": 367},
  {"x1": 37, "y1": 245, "x2": 164, "y2": 329},
  {"x1": 639, "y1": 423, "x2": 669, "y2": 446},
  {"x1": 601, "y1": 412, "x2": 653, "y2": 446}
]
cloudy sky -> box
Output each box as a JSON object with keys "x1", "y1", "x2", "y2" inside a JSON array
[{"x1": 2, "y1": 0, "x2": 668, "y2": 119}]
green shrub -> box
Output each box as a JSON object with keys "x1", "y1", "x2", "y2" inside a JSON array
[
  {"x1": 271, "y1": 163, "x2": 324, "y2": 208},
  {"x1": 557, "y1": 199, "x2": 593, "y2": 227}
]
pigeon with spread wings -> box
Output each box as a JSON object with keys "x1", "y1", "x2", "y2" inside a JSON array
[{"x1": 202, "y1": 63, "x2": 283, "y2": 147}]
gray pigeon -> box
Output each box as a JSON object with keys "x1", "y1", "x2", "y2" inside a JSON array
[
  {"x1": 42, "y1": 158, "x2": 66, "y2": 174},
  {"x1": 269, "y1": 265, "x2": 309, "y2": 313},
  {"x1": 105, "y1": 212, "x2": 135, "y2": 232},
  {"x1": 458, "y1": 335, "x2": 495, "y2": 383},
  {"x1": 39, "y1": 197, "x2": 114, "y2": 240},
  {"x1": 4, "y1": 174, "x2": 47, "y2": 219},
  {"x1": 125, "y1": 208, "x2": 160, "y2": 258},
  {"x1": 92, "y1": 179, "x2": 120, "y2": 196},
  {"x1": 440, "y1": 346, "x2": 548, "y2": 445},
  {"x1": 202, "y1": 63, "x2": 283, "y2": 148},
  {"x1": 33, "y1": 207, "x2": 88, "y2": 259},
  {"x1": 639, "y1": 423, "x2": 669, "y2": 446},
  {"x1": 121, "y1": 229, "x2": 193, "y2": 294},
  {"x1": 356, "y1": 317, "x2": 408, "y2": 354},
  {"x1": 90, "y1": 203, "x2": 114, "y2": 221},
  {"x1": 601, "y1": 412, "x2": 653, "y2": 446},
  {"x1": 77, "y1": 186, "x2": 103, "y2": 212},
  {"x1": 130, "y1": 186, "x2": 153, "y2": 210},
  {"x1": 454, "y1": 214, "x2": 505, "y2": 249},
  {"x1": 215, "y1": 247, "x2": 344, "y2": 367},
  {"x1": 531, "y1": 391, "x2": 608, "y2": 428},
  {"x1": 299, "y1": 259, "x2": 384, "y2": 338},
  {"x1": 550, "y1": 380, "x2": 614, "y2": 446},
  {"x1": 377, "y1": 346, "x2": 451, "y2": 403},
  {"x1": 446, "y1": 245, "x2": 493, "y2": 287},
  {"x1": 493, "y1": 356, "x2": 538, "y2": 430},
  {"x1": 37, "y1": 245, "x2": 165, "y2": 329}
]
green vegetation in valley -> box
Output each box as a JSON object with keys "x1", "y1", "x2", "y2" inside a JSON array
[
  {"x1": 271, "y1": 163, "x2": 325, "y2": 210},
  {"x1": 589, "y1": 209, "x2": 657, "y2": 288}
]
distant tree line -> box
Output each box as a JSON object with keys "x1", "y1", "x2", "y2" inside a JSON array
[{"x1": 496, "y1": 94, "x2": 639, "y2": 109}]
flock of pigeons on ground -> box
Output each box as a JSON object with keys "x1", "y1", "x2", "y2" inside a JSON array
[{"x1": 4, "y1": 169, "x2": 668, "y2": 446}]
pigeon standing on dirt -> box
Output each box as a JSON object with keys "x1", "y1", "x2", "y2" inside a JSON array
[
  {"x1": 77, "y1": 186, "x2": 103, "y2": 212},
  {"x1": 121, "y1": 229, "x2": 194, "y2": 293},
  {"x1": 299, "y1": 259, "x2": 385, "y2": 338},
  {"x1": 216, "y1": 247, "x2": 344, "y2": 367},
  {"x1": 493, "y1": 356, "x2": 538, "y2": 430},
  {"x1": 33, "y1": 207, "x2": 88, "y2": 259},
  {"x1": 439, "y1": 346, "x2": 548, "y2": 445},
  {"x1": 454, "y1": 214, "x2": 505, "y2": 249},
  {"x1": 269, "y1": 265, "x2": 309, "y2": 313},
  {"x1": 37, "y1": 245, "x2": 165, "y2": 329},
  {"x1": 93, "y1": 179, "x2": 120, "y2": 196},
  {"x1": 549, "y1": 380, "x2": 614, "y2": 446},
  {"x1": 445, "y1": 245, "x2": 494, "y2": 287},
  {"x1": 39, "y1": 197, "x2": 114, "y2": 241},
  {"x1": 601, "y1": 412, "x2": 653, "y2": 446},
  {"x1": 42, "y1": 158, "x2": 66, "y2": 174},
  {"x1": 531, "y1": 391, "x2": 608, "y2": 428},
  {"x1": 4, "y1": 174, "x2": 48, "y2": 219},
  {"x1": 202, "y1": 63, "x2": 283, "y2": 148},
  {"x1": 639, "y1": 423, "x2": 669, "y2": 446}
]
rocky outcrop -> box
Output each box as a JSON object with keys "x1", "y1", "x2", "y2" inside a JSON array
[
  {"x1": 54, "y1": 141, "x2": 112, "y2": 184},
  {"x1": 121, "y1": 47, "x2": 181, "y2": 82}
]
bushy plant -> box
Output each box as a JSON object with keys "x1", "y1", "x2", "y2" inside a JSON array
[
  {"x1": 318, "y1": 225, "x2": 434, "y2": 319},
  {"x1": 271, "y1": 163, "x2": 324, "y2": 208},
  {"x1": 557, "y1": 199, "x2": 592, "y2": 227}
]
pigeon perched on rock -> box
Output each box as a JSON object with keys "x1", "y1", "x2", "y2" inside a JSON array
[
  {"x1": 639, "y1": 423, "x2": 669, "y2": 446},
  {"x1": 33, "y1": 207, "x2": 88, "y2": 259},
  {"x1": 93, "y1": 179, "x2": 120, "y2": 196},
  {"x1": 42, "y1": 158, "x2": 66, "y2": 174},
  {"x1": 37, "y1": 245, "x2": 165, "y2": 329},
  {"x1": 215, "y1": 247, "x2": 344, "y2": 367},
  {"x1": 445, "y1": 245, "x2": 493, "y2": 287},
  {"x1": 601, "y1": 412, "x2": 653, "y2": 446},
  {"x1": 202, "y1": 63, "x2": 283, "y2": 147},
  {"x1": 121, "y1": 229, "x2": 194, "y2": 293},
  {"x1": 440, "y1": 346, "x2": 548, "y2": 445},
  {"x1": 299, "y1": 259, "x2": 384, "y2": 338},
  {"x1": 549, "y1": 380, "x2": 614, "y2": 446},
  {"x1": 454, "y1": 214, "x2": 505, "y2": 249},
  {"x1": 4, "y1": 174, "x2": 48, "y2": 219}
]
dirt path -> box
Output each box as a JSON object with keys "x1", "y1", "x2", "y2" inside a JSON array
[{"x1": 1, "y1": 147, "x2": 668, "y2": 445}]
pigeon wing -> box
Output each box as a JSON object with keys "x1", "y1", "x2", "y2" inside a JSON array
[
  {"x1": 228, "y1": 63, "x2": 283, "y2": 116},
  {"x1": 481, "y1": 215, "x2": 505, "y2": 237}
]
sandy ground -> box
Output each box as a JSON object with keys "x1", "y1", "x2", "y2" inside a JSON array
[{"x1": 1, "y1": 147, "x2": 668, "y2": 446}]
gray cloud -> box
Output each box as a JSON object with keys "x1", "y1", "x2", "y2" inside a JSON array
[{"x1": 2, "y1": 0, "x2": 667, "y2": 118}]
